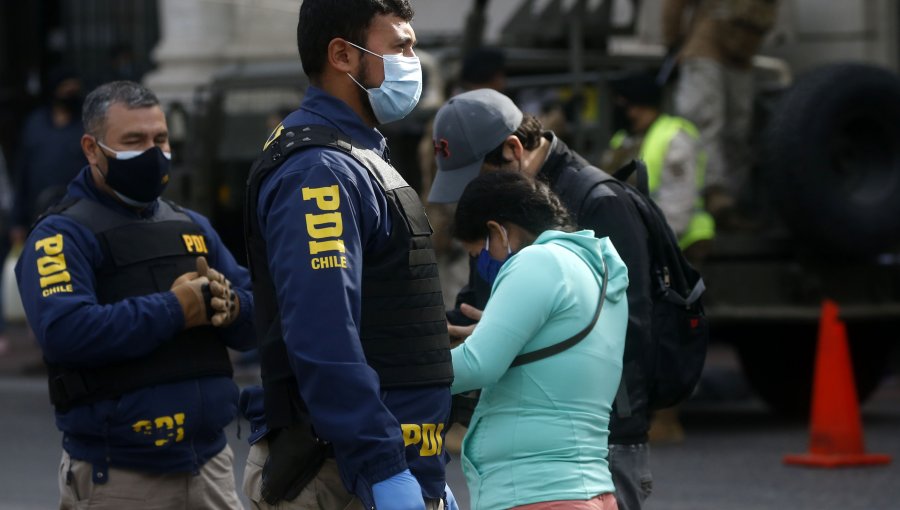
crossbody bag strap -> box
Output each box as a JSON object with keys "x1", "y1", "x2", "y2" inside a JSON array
[{"x1": 509, "y1": 257, "x2": 608, "y2": 368}]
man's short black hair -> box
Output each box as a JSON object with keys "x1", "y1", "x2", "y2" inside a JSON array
[
  {"x1": 83, "y1": 81, "x2": 159, "y2": 139},
  {"x1": 297, "y1": 0, "x2": 414, "y2": 81},
  {"x1": 483, "y1": 113, "x2": 544, "y2": 167}
]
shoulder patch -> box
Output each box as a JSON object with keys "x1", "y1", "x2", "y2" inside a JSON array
[
  {"x1": 303, "y1": 185, "x2": 348, "y2": 271},
  {"x1": 263, "y1": 123, "x2": 285, "y2": 150},
  {"x1": 34, "y1": 233, "x2": 74, "y2": 297}
]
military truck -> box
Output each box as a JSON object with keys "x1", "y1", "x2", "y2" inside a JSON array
[{"x1": 708, "y1": 61, "x2": 900, "y2": 415}]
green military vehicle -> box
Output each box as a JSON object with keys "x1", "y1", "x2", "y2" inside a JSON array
[{"x1": 707, "y1": 61, "x2": 900, "y2": 415}]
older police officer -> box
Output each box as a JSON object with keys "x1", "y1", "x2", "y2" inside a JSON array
[{"x1": 15, "y1": 80, "x2": 254, "y2": 509}]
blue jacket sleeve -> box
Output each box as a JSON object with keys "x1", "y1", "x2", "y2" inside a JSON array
[
  {"x1": 14, "y1": 216, "x2": 185, "y2": 369},
  {"x1": 258, "y1": 158, "x2": 407, "y2": 493},
  {"x1": 184, "y1": 210, "x2": 255, "y2": 352}
]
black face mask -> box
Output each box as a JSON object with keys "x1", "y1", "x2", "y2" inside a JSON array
[{"x1": 98, "y1": 142, "x2": 171, "y2": 206}]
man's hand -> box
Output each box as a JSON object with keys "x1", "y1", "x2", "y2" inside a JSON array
[
  {"x1": 170, "y1": 270, "x2": 199, "y2": 289},
  {"x1": 261, "y1": 425, "x2": 329, "y2": 504},
  {"x1": 171, "y1": 273, "x2": 211, "y2": 329},
  {"x1": 371, "y1": 469, "x2": 425, "y2": 510},
  {"x1": 447, "y1": 303, "x2": 483, "y2": 347},
  {"x1": 197, "y1": 257, "x2": 240, "y2": 327},
  {"x1": 170, "y1": 257, "x2": 239, "y2": 328}
]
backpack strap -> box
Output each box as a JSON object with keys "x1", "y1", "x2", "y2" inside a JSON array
[
  {"x1": 612, "y1": 160, "x2": 704, "y2": 299},
  {"x1": 509, "y1": 257, "x2": 608, "y2": 367},
  {"x1": 666, "y1": 278, "x2": 706, "y2": 307},
  {"x1": 612, "y1": 158, "x2": 650, "y2": 196},
  {"x1": 554, "y1": 164, "x2": 615, "y2": 217},
  {"x1": 560, "y1": 158, "x2": 689, "y2": 293}
]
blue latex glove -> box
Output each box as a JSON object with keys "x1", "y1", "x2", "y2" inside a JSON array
[
  {"x1": 444, "y1": 483, "x2": 460, "y2": 510},
  {"x1": 371, "y1": 469, "x2": 425, "y2": 510}
]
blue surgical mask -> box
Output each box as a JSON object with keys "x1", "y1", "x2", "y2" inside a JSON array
[
  {"x1": 476, "y1": 227, "x2": 512, "y2": 286},
  {"x1": 346, "y1": 41, "x2": 422, "y2": 124}
]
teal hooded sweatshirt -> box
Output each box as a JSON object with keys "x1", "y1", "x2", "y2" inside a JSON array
[{"x1": 451, "y1": 229, "x2": 629, "y2": 510}]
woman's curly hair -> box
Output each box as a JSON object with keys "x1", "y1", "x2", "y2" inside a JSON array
[{"x1": 453, "y1": 171, "x2": 575, "y2": 242}]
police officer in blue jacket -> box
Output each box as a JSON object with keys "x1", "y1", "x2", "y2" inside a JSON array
[
  {"x1": 240, "y1": 1, "x2": 455, "y2": 509},
  {"x1": 15, "y1": 80, "x2": 254, "y2": 510}
]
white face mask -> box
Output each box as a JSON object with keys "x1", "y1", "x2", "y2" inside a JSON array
[
  {"x1": 346, "y1": 41, "x2": 422, "y2": 124},
  {"x1": 98, "y1": 141, "x2": 172, "y2": 161}
]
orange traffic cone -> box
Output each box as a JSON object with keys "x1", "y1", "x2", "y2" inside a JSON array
[{"x1": 784, "y1": 300, "x2": 891, "y2": 468}]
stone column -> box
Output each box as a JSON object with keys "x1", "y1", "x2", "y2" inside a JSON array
[
  {"x1": 224, "y1": 0, "x2": 297, "y2": 63},
  {"x1": 143, "y1": 0, "x2": 234, "y2": 108}
]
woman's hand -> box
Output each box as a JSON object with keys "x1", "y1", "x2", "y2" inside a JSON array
[{"x1": 447, "y1": 304, "x2": 483, "y2": 347}]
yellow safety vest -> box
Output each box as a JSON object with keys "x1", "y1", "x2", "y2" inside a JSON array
[{"x1": 610, "y1": 114, "x2": 715, "y2": 249}]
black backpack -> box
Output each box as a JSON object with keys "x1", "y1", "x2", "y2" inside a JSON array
[
  {"x1": 609, "y1": 159, "x2": 709, "y2": 410},
  {"x1": 557, "y1": 159, "x2": 709, "y2": 411}
]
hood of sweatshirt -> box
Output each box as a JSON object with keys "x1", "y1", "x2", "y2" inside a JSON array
[{"x1": 532, "y1": 229, "x2": 629, "y2": 303}]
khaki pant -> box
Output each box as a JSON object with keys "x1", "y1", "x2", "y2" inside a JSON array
[
  {"x1": 59, "y1": 445, "x2": 242, "y2": 510},
  {"x1": 243, "y1": 439, "x2": 444, "y2": 510},
  {"x1": 674, "y1": 57, "x2": 755, "y2": 198}
]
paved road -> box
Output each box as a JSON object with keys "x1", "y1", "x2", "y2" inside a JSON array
[
  {"x1": 0, "y1": 374, "x2": 468, "y2": 510},
  {"x1": 644, "y1": 377, "x2": 900, "y2": 510},
  {"x1": 0, "y1": 324, "x2": 897, "y2": 510},
  {"x1": 0, "y1": 323, "x2": 469, "y2": 510}
]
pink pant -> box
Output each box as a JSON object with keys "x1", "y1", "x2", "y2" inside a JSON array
[{"x1": 510, "y1": 493, "x2": 619, "y2": 510}]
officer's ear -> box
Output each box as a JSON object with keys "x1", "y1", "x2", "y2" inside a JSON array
[
  {"x1": 327, "y1": 38, "x2": 359, "y2": 75},
  {"x1": 81, "y1": 134, "x2": 102, "y2": 167}
]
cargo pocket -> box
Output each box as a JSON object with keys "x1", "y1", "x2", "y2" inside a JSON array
[
  {"x1": 242, "y1": 442, "x2": 266, "y2": 505},
  {"x1": 59, "y1": 452, "x2": 90, "y2": 510}
]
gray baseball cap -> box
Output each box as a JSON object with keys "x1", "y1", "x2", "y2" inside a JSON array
[{"x1": 427, "y1": 89, "x2": 523, "y2": 203}]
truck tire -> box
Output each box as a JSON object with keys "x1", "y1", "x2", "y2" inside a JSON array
[
  {"x1": 763, "y1": 63, "x2": 900, "y2": 256},
  {"x1": 733, "y1": 322, "x2": 894, "y2": 417}
]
